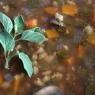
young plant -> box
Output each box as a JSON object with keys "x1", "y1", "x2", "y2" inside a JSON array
[{"x1": 0, "y1": 12, "x2": 46, "y2": 77}]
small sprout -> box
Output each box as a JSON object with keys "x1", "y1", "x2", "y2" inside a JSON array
[{"x1": 0, "y1": 12, "x2": 46, "y2": 77}]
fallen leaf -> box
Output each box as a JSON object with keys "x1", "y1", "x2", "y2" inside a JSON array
[
  {"x1": 45, "y1": 29, "x2": 59, "y2": 39},
  {"x1": 87, "y1": 32, "x2": 95, "y2": 45},
  {"x1": 44, "y1": 7, "x2": 58, "y2": 15},
  {"x1": 62, "y1": 4, "x2": 78, "y2": 16},
  {"x1": 77, "y1": 45, "x2": 85, "y2": 58}
]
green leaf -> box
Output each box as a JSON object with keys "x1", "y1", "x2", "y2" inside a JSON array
[
  {"x1": 17, "y1": 51, "x2": 33, "y2": 77},
  {"x1": 0, "y1": 31, "x2": 15, "y2": 54},
  {"x1": 0, "y1": 12, "x2": 13, "y2": 33},
  {"x1": 14, "y1": 15, "x2": 25, "y2": 33},
  {"x1": 21, "y1": 29, "x2": 46, "y2": 44}
]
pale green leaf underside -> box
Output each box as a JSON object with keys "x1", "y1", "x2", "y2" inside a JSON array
[
  {"x1": 0, "y1": 32, "x2": 15, "y2": 53},
  {"x1": 0, "y1": 12, "x2": 13, "y2": 33},
  {"x1": 17, "y1": 51, "x2": 33, "y2": 77},
  {"x1": 14, "y1": 15, "x2": 25, "y2": 33},
  {"x1": 21, "y1": 30, "x2": 46, "y2": 44}
]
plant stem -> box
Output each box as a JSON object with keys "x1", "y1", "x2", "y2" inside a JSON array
[
  {"x1": 5, "y1": 51, "x2": 10, "y2": 69},
  {"x1": 5, "y1": 57, "x2": 9, "y2": 69}
]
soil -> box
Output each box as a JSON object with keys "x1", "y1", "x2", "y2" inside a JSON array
[{"x1": 0, "y1": 0, "x2": 95, "y2": 95}]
